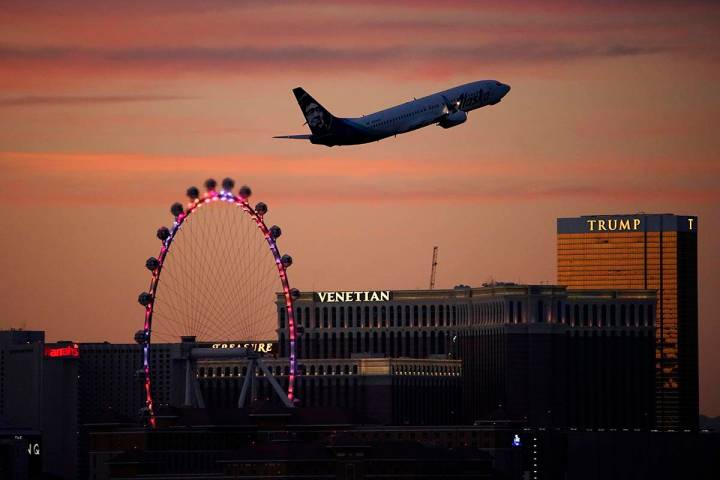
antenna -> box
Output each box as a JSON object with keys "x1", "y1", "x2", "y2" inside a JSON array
[{"x1": 429, "y1": 246, "x2": 439, "y2": 289}]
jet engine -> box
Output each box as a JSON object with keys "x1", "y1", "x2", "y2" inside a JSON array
[{"x1": 438, "y1": 110, "x2": 467, "y2": 129}]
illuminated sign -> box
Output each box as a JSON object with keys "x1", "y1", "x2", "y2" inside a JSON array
[
  {"x1": 44, "y1": 344, "x2": 79, "y2": 358},
  {"x1": 512, "y1": 434, "x2": 522, "y2": 447},
  {"x1": 210, "y1": 342, "x2": 275, "y2": 353},
  {"x1": 314, "y1": 291, "x2": 392, "y2": 303},
  {"x1": 586, "y1": 218, "x2": 641, "y2": 232}
]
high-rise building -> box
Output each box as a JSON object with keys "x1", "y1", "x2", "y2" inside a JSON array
[{"x1": 557, "y1": 214, "x2": 699, "y2": 430}]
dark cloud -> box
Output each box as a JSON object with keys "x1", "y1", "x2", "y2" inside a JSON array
[
  {"x1": 0, "y1": 95, "x2": 196, "y2": 107},
  {"x1": 0, "y1": 42, "x2": 672, "y2": 73}
]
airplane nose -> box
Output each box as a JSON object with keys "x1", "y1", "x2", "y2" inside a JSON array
[{"x1": 503, "y1": 84, "x2": 511, "y2": 96}]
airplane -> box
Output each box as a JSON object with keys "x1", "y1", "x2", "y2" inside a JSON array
[{"x1": 274, "y1": 80, "x2": 510, "y2": 147}]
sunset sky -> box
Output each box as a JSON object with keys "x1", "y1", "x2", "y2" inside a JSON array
[{"x1": 1, "y1": 1, "x2": 719, "y2": 415}]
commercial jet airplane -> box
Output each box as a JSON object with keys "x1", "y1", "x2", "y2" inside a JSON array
[{"x1": 274, "y1": 80, "x2": 510, "y2": 146}]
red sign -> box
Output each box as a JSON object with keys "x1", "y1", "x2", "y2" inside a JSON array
[{"x1": 44, "y1": 344, "x2": 79, "y2": 358}]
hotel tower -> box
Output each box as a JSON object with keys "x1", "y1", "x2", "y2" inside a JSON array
[{"x1": 557, "y1": 214, "x2": 698, "y2": 430}]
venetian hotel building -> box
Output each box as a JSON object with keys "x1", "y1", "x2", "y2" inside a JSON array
[
  {"x1": 557, "y1": 214, "x2": 698, "y2": 430},
  {"x1": 278, "y1": 285, "x2": 657, "y2": 429}
]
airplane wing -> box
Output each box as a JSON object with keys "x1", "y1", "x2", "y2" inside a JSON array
[{"x1": 273, "y1": 134, "x2": 312, "y2": 140}]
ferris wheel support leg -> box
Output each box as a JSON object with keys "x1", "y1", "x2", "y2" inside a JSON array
[
  {"x1": 238, "y1": 359, "x2": 255, "y2": 408},
  {"x1": 184, "y1": 358, "x2": 193, "y2": 406},
  {"x1": 193, "y1": 376, "x2": 205, "y2": 409},
  {"x1": 257, "y1": 359, "x2": 294, "y2": 408}
]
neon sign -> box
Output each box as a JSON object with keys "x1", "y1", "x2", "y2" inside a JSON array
[
  {"x1": 44, "y1": 344, "x2": 79, "y2": 358},
  {"x1": 210, "y1": 342, "x2": 275, "y2": 353},
  {"x1": 585, "y1": 218, "x2": 641, "y2": 232},
  {"x1": 315, "y1": 291, "x2": 392, "y2": 303}
]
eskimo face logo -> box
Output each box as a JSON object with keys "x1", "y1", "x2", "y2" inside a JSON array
[{"x1": 305, "y1": 102, "x2": 328, "y2": 129}]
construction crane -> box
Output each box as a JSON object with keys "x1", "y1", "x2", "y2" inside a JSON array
[{"x1": 429, "y1": 246, "x2": 438, "y2": 289}]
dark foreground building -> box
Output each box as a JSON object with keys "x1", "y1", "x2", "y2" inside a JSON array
[
  {"x1": 86, "y1": 411, "x2": 720, "y2": 480},
  {"x1": 558, "y1": 214, "x2": 699, "y2": 430},
  {"x1": 0, "y1": 333, "x2": 186, "y2": 479},
  {"x1": 89, "y1": 409, "x2": 520, "y2": 479}
]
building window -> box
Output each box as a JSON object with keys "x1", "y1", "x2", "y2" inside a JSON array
[
  {"x1": 555, "y1": 302, "x2": 561, "y2": 324},
  {"x1": 537, "y1": 301, "x2": 544, "y2": 323},
  {"x1": 592, "y1": 305, "x2": 598, "y2": 327},
  {"x1": 518, "y1": 302, "x2": 523, "y2": 323}
]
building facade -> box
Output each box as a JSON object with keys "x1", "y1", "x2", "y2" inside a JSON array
[
  {"x1": 279, "y1": 286, "x2": 657, "y2": 429},
  {"x1": 457, "y1": 285, "x2": 656, "y2": 429},
  {"x1": 557, "y1": 214, "x2": 699, "y2": 430},
  {"x1": 195, "y1": 356, "x2": 462, "y2": 425}
]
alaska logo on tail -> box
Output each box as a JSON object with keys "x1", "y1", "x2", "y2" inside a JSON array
[
  {"x1": 273, "y1": 80, "x2": 511, "y2": 147},
  {"x1": 293, "y1": 87, "x2": 335, "y2": 135},
  {"x1": 273, "y1": 87, "x2": 350, "y2": 145}
]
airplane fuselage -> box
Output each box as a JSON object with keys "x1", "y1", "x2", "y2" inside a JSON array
[{"x1": 277, "y1": 80, "x2": 511, "y2": 147}]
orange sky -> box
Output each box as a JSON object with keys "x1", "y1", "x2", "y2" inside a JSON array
[{"x1": 1, "y1": 1, "x2": 719, "y2": 415}]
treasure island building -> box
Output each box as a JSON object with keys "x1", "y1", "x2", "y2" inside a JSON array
[{"x1": 557, "y1": 214, "x2": 698, "y2": 430}]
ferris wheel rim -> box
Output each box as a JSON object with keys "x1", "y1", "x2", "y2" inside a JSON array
[{"x1": 139, "y1": 185, "x2": 297, "y2": 428}]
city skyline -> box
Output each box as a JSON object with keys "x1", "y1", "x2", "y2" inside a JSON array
[{"x1": 1, "y1": 0, "x2": 719, "y2": 421}]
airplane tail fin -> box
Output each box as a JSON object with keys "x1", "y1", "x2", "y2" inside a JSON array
[{"x1": 293, "y1": 87, "x2": 336, "y2": 135}]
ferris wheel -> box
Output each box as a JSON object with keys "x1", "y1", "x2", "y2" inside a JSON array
[{"x1": 135, "y1": 178, "x2": 298, "y2": 427}]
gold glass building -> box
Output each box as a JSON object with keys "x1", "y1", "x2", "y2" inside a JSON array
[{"x1": 557, "y1": 214, "x2": 698, "y2": 430}]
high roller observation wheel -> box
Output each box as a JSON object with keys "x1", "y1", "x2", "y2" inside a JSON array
[{"x1": 135, "y1": 177, "x2": 298, "y2": 428}]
